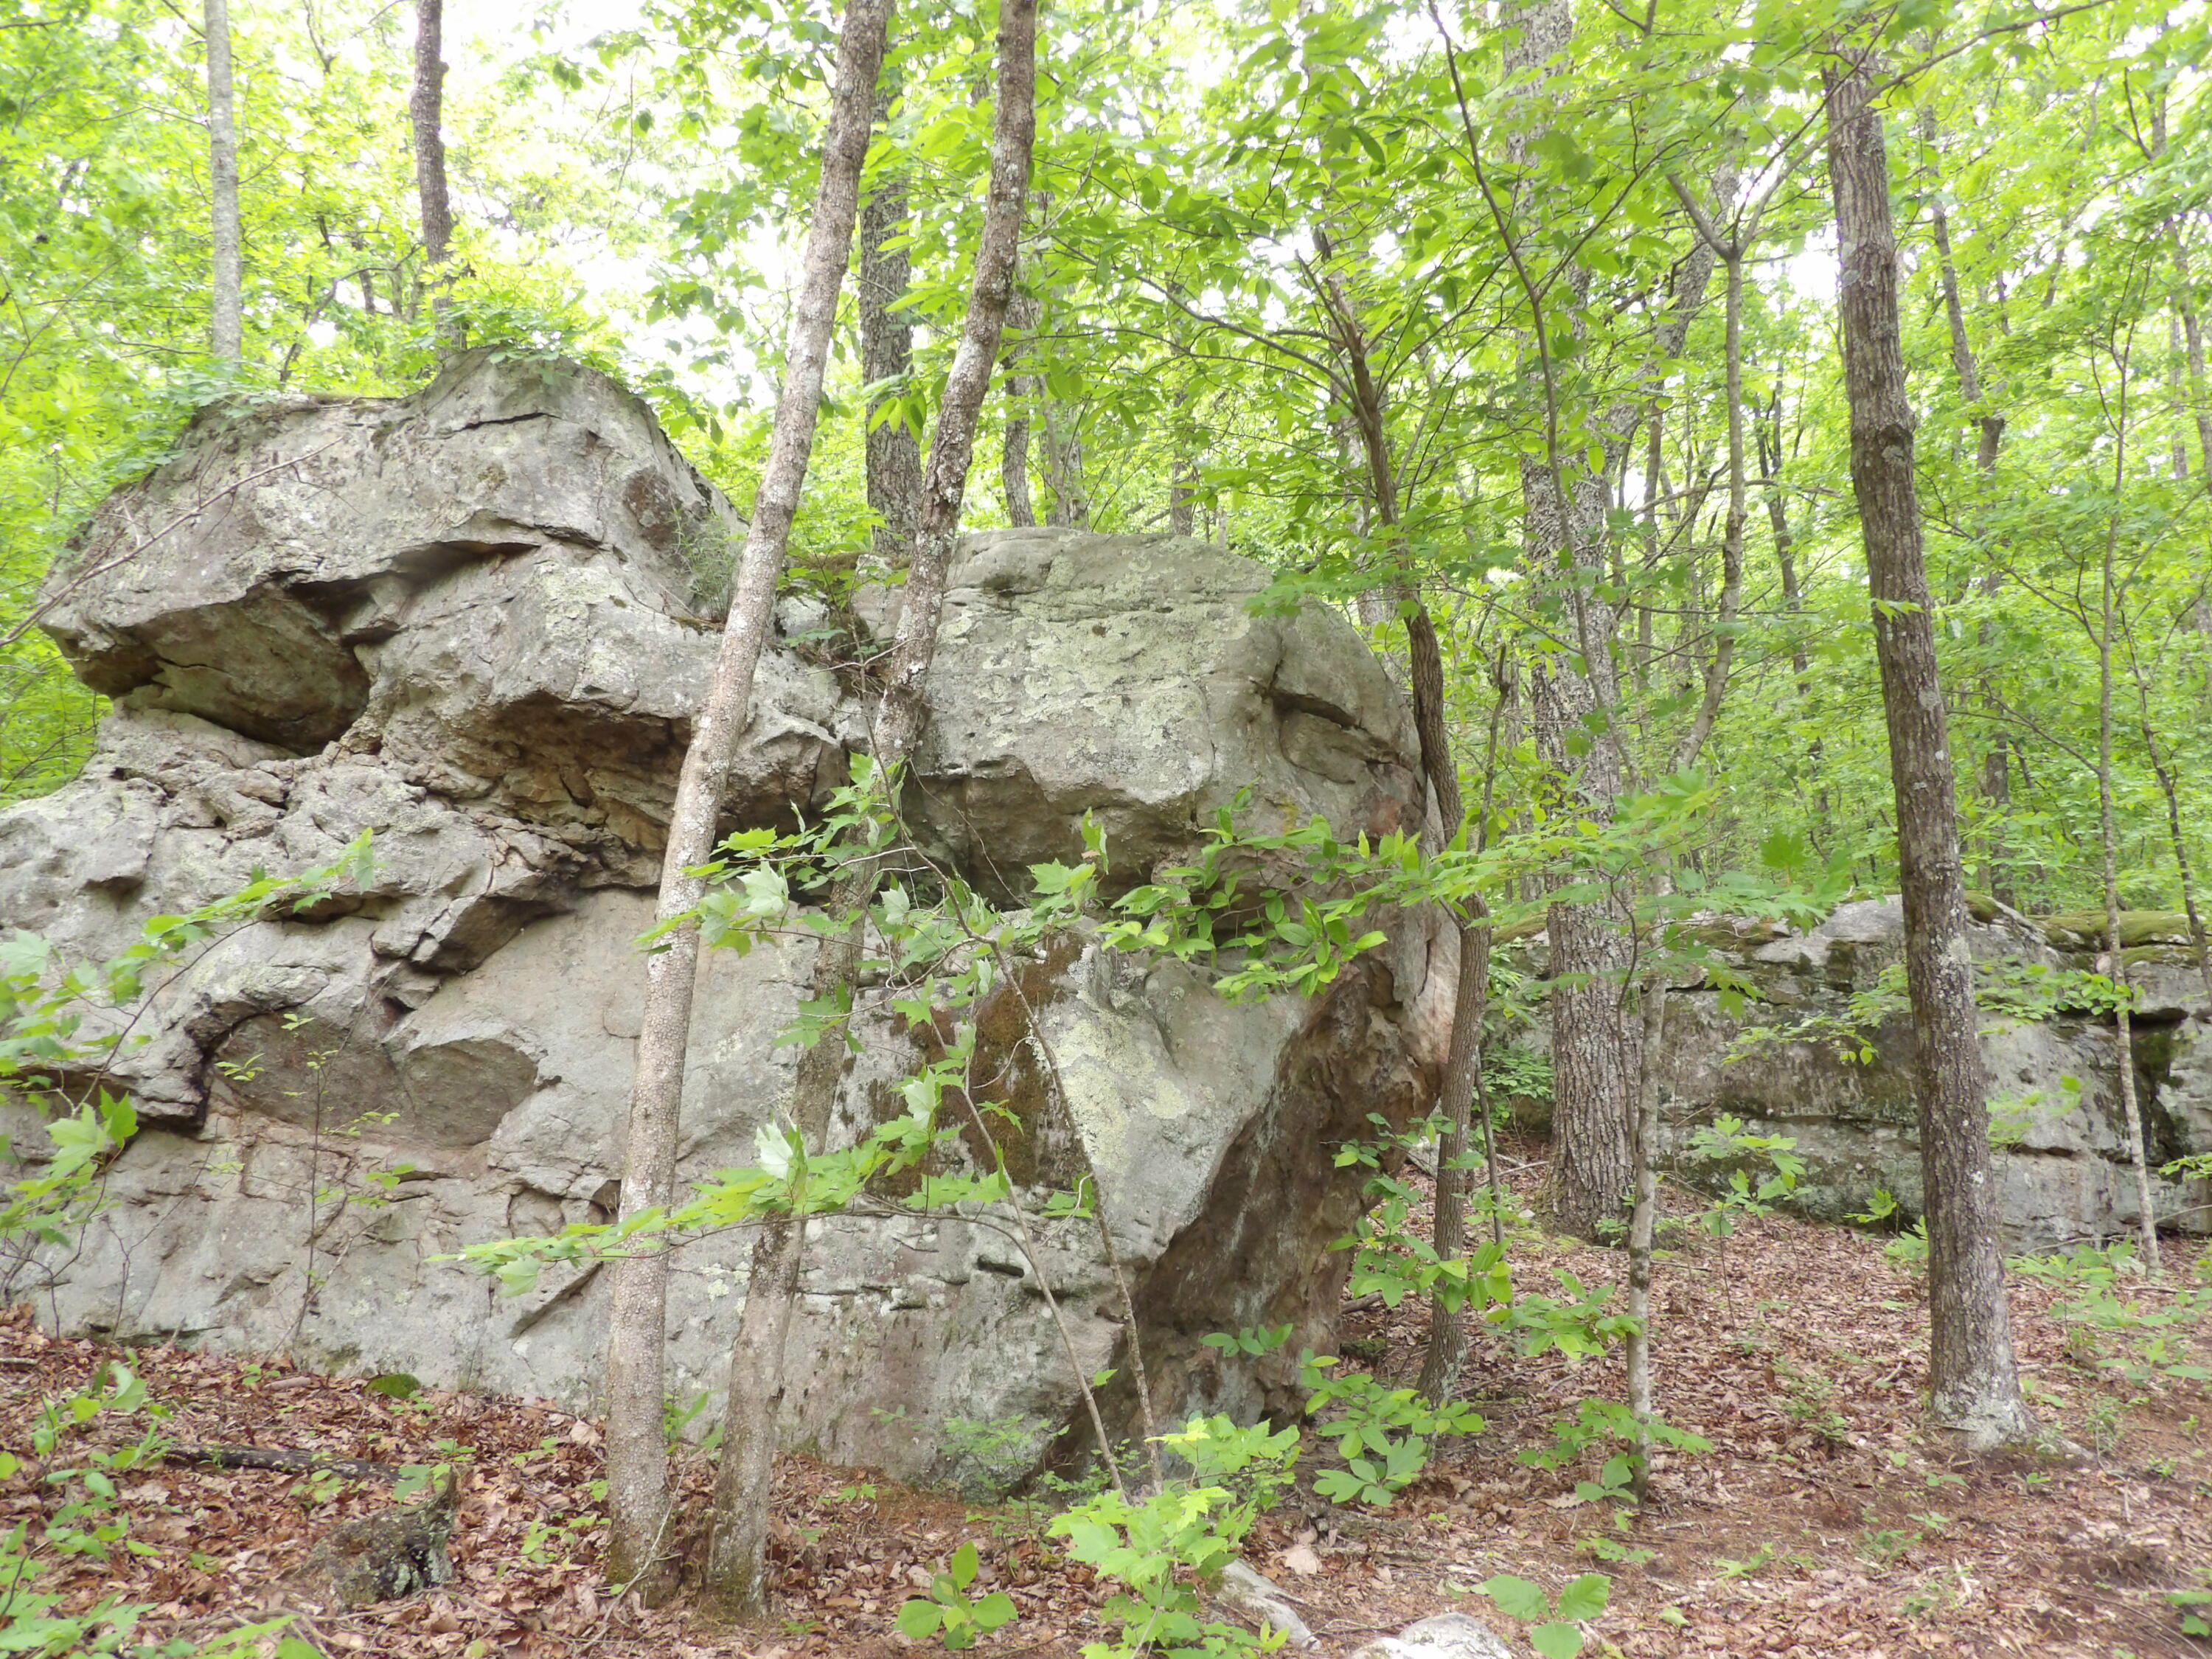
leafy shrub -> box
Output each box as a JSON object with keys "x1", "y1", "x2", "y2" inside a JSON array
[
  {"x1": 897, "y1": 1541, "x2": 1018, "y2": 1649},
  {"x1": 1478, "y1": 1571, "x2": 1611, "y2": 1659},
  {"x1": 1298, "y1": 1356, "x2": 1482, "y2": 1506},
  {"x1": 1048, "y1": 1416, "x2": 1297, "y2": 1658}
]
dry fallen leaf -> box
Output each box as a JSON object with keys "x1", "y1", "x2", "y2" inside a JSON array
[{"x1": 1279, "y1": 1543, "x2": 1323, "y2": 1577}]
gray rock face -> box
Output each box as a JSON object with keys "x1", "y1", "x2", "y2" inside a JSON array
[
  {"x1": 1, "y1": 354, "x2": 1448, "y2": 1487},
  {"x1": 1349, "y1": 1613, "x2": 1514, "y2": 1659},
  {"x1": 1538, "y1": 898, "x2": 2212, "y2": 1248},
  {"x1": 866, "y1": 531, "x2": 1426, "y2": 900}
]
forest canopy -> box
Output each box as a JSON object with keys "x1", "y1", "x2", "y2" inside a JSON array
[{"x1": 4, "y1": 0, "x2": 2208, "y2": 923}]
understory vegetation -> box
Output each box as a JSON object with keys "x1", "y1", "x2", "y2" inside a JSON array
[{"x1": 7, "y1": 0, "x2": 2212, "y2": 1652}]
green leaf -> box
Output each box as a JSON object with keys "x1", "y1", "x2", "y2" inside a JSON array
[
  {"x1": 973, "y1": 1590, "x2": 1018, "y2": 1630},
  {"x1": 1481, "y1": 1574, "x2": 1551, "y2": 1622},
  {"x1": 897, "y1": 1599, "x2": 944, "y2": 1639},
  {"x1": 1554, "y1": 1572, "x2": 1610, "y2": 1621},
  {"x1": 950, "y1": 1540, "x2": 979, "y2": 1588},
  {"x1": 1531, "y1": 1621, "x2": 1586, "y2": 1659}
]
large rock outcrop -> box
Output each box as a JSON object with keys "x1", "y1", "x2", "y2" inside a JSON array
[
  {"x1": 1522, "y1": 900, "x2": 2212, "y2": 1249},
  {"x1": 1, "y1": 353, "x2": 1447, "y2": 1487}
]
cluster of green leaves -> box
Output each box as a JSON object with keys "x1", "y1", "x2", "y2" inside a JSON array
[
  {"x1": 1475, "y1": 1571, "x2": 1613, "y2": 1659},
  {"x1": 1048, "y1": 1416, "x2": 1298, "y2": 1659},
  {"x1": 1683, "y1": 1114, "x2": 1807, "y2": 1237},
  {"x1": 1846, "y1": 1189, "x2": 1932, "y2": 1270},
  {"x1": 897, "y1": 1542, "x2": 1019, "y2": 1650},
  {"x1": 1519, "y1": 1397, "x2": 1713, "y2": 1526},
  {"x1": 1298, "y1": 1354, "x2": 1483, "y2": 1506},
  {"x1": 2013, "y1": 1240, "x2": 2212, "y2": 1385}
]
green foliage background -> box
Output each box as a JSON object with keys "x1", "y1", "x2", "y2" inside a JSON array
[{"x1": 4, "y1": 0, "x2": 2210, "y2": 914}]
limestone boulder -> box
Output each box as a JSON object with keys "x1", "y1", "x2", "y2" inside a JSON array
[
  {"x1": 1, "y1": 353, "x2": 1449, "y2": 1489},
  {"x1": 863, "y1": 529, "x2": 1427, "y2": 900},
  {"x1": 39, "y1": 349, "x2": 841, "y2": 859},
  {"x1": 1585, "y1": 898, "x2": 2212, "y2": 1248}
]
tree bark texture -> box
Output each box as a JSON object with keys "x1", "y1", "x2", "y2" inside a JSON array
[
  {"x1": 205, "y1": 0, "x2": 242, "y2": 363},
  {"x1": 1825, "y1": 52, "x2": 2034, "y2": 1447},
  {"x1": 1498, "y1": 0, "x2": 1637, "y2": 1241},
  {"x1": 1624, "y1": 900, "x2": 1670, "y2": 1499},
  {"x1": 1526, "y1": 451, "x2": 1633, "y2": 1241},
  {"x1": 860, "y1": 79, "x2": 922, "y2": 563},
  {"x1": 600, "y1": 0, "x2": 893, "y2": 1595},
  {"x1": 411, "y1": 0, "x2": 453, "y2": 269},
  {"x1": 411, "y1": 0, "x2": 459, "y2": 345},
  {"x1": 702, "y1": 0, "x2": 1035, "y2": 1618}
]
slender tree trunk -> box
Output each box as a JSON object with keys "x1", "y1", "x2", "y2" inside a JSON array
[
  {"x1": 1826, "y1": 48, "x2": 2034, "y2": 1447},
  {"x1": 1664, "y1": 184, "x2": 1747, "y2": 768},
  {"x1": 1042, "y1": 400, "x2": 1088, "y2": 528},
  {"x1": 1922, "y1": 111, "x2": 2014, "y2": 903},
  {"x1": 1001, "y1": 287, "x2": 1040, "y2": 527},
  {"x1": 860, "y1": 77, "x2": 922, "y2": 563},
  {"x1": 2174, "y1": 237, "x2": 2212, "y2": 480},
  {"x1": 1310, "y1": 257, "x2": 1489, "y2": 1401},
  {"x1": 411, "y1": 0, "x2": 458, "y2": 347},
  {"x1": 1624, "y1": 886, "x2": 1669, "y2": 1502},
  {"x1": 2095, "y1": 398, "x2": 2161, "y2": 1270},
  {"x1": 2122, "y1": 636, "x2": 2212, "y2": 1009},
  {"x1": 1759, "y1": 411, "x2": 1812, "y2": 689},
  {"x1": 204, "y1": 0, "x2": 241, "y2": 363},
  {"x1": 701, "y1": 0, "x2": 1036, "y2": 1618},
  {"x1": 1620, "y1": 179, "x2": 1748, "y2": 1469},
  {"x1": 1492, "y1": 0, "x2": 1638, "y2": 1243},
  {"x1": 1414, "y1": 661, "x2": 1514, "y2": 1402},
  {"x1": 601, "y1": 0, "x2": 893, "y2": 1596},
  {"x1": 1169, "y1": 388, "x2": 1197, "y2": 537},
  {"x1": 1924, "y1": 114, "x2": 2003, "y2": 470}
]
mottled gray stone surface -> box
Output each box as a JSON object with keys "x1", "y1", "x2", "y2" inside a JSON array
[
  {"x1": 1512, "y1": 897, "x2": 2212, "y2": 1248},
  {"x1": 1, "y1": 354, "x2": 1448, "y2": 1487}
]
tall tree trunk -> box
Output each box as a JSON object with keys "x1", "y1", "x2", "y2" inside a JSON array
[
  {"x1": 1001, "y1": 291, "x2": 1039, "y2": 526},
  {"x1": 411, "y1": 0, "x2": 458, "y2": 347},
  {"x1": 205, "y1": 0, "x2": 241, "y2": 362},
  {"x1": 1624, "y1": 878, "x2": 1669, "y2": 1501},
  {"x1": 2094, "y1": 386, "x2": 2161, "y2": 1270},
  {"x1": 2121, "y1": 625, "x2": 2212, "y2": 1009},
  {"x1": 860, "y1": 77, "x2": 922, "y2": 562},
  {"x1": 1492, "y1": 0, "x2": 1638, "y2": 1243},
  {"x1": 1759, "y1": 405, "x2": 1812, "y2": 689},
  {"x1": 1922, "y1": 111, "x2": 2014, "y2": 903},
  {"x1": 600, "y1": 0, "x2": 893, "y2": 1596},
  {"x1": 701, "y1": 0, "x2": 1036, "y2": 1618},
  {"x1": 2175, "y1": 237, "x2": 2212, "y2": 480},
  {"x1": 1042, "y1": 398, "x2": 1088, "y2": 528},
  {"x1": 1826, "y1": 48, "x2": 2034, "y2": 1448},
  {"x1": 1621, "y1": 178, "x2": 1749, "y2": 1464},
  {"x1": 1308, "y1": 253, "x2": 1489, "y2": 1402},
  {"x1": 1760, "y1": 391, "x2": 1834, "y2": 829}
]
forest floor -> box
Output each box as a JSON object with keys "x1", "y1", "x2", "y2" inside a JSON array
[{"x1": 8, "y1": 1141, "x2": 2211, "y2": 1659}]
